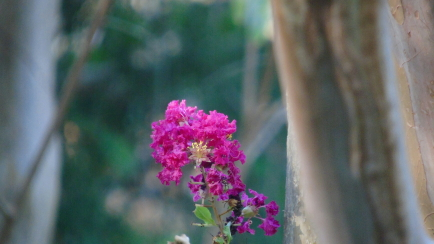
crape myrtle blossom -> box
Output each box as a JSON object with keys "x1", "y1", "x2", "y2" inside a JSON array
[
  {"x1": 187, "y1": 174, "x2": 204, "y2": 202},
  {"x1": 150, "y1": 100, "x2": 280, "y2": 240},
  {"x1": 150, "y1": 100, "x2": 244, "y2": 186},
  {"x1": 237, "y1": 218, "x2": 255, "y2": 234},
  {"x1": 236, "y1": 189, "x2": 280, "y2": 236},
  {"x1": 258, "y1": 216, "x2": 280, "y2": 236}
]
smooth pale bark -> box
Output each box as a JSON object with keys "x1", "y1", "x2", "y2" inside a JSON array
[
  {"x1": 272, "y1": 0, "x2": 431, "y2": 243},
  {"x1": 0, "y1": 0, "x2": 60, "y2": 243},
  {"x1": 387, "y1": 0, "x2": 434, "y2": 237},
  {"x1": 281, "y1": 109, "x2": 317, "y2": 244}
]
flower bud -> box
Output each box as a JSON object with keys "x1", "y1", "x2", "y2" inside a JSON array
[
  {"x1": 228, "y1": 199, "x2": 239, "y2": 208},
  {"x1": 241, "y1": 206, "x2": 258, "y2": 218}
]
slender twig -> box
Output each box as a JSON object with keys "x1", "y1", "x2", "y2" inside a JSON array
[
  {"x1": 210, "y1": 198, "x2": 226, "y2": 242},
  {"x1": 190, "y1": 181, "x2": 205, "y2": 185},
  {"x1": 219, "y1": 207, "x2": 234, "y2": 217},
  {"x1": 258, "y1": 49, "x2": 275, "y2": 108},
  {"x1": 192, "y1": 223, "x2": 215, "y2": 227},
  {"x1": 0, "y1": 0, "x2": 113, "y2": 242},
  {"x1": 240, "y1": 47, "x2": 284, "y2": 180},
  {"x1": 195, "y1": 204, "x2": 213, "y2": 208},
  {"x1": 242, "y1": 101, "x2": 286, "y2": 179},
  {"x1": 0, "y1": 197, "x2": 14, "y2": 219},
  {"x1": 199, "y1": 166, "x2": 227, "y2": 243},
  {"x1": 241, "y1": 41, "x2": 259, "y2": 124}
]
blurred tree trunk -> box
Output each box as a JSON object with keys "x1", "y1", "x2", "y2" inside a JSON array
[
  {"x1": 0, "y1": 0, "x2": 60, "y2": 243},
  {"x1": 272, "y1": 0, "x2": 434, "y2": 243}
]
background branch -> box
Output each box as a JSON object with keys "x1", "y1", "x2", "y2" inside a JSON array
[{"x1": 0, "y1": 0, "x2": 113, "y2": 242}]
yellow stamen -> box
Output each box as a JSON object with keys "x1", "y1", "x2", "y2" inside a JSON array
[{"x1": 189, "y1": 141, "x2": 211, "y2": 164}]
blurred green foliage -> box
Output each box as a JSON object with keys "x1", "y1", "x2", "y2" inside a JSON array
[{"x1": 55, "y1": 0, "x2": 285, "y2": 243}]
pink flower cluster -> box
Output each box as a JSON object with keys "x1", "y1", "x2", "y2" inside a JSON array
[
  {"x1": 235, "y1": 190, "x2": 280, "y2": 236},
  {"x1": 150, "y1": 100, "x2": 244, "y2": 187},
  {"x1": 150, "y1": 100, "x2": 280, "y2": 236}
]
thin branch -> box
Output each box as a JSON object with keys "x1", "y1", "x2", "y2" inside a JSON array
[
  {"x1": 199, "y1": 168, "x2": 225, "y2": 237},
  {"x1": 210, "y1": 198, "x2": 224, "y2": 234},
  {"x1": 258, "y1": 50, "x2": 275, "y2": 107},
  {"x1": 240, "y1": 47, "x2": 284, "y2": 179},
  {"x1": 0, "y1": 197, "x2": 14, "y2": 219},
  {"x1": 241, "y1": 41, "x2": 259, "y2": 124},
  {"x1": 242, "y1": 101, "x2": 286, "y2": 179},
  {"x1": 219, "y1": 207, "x2": 234, "y2": 217},
  {"x1": 0, "y1": 0, "x2": 113, "y2": 242}
]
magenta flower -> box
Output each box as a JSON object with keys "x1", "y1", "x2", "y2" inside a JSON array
[
  {"x1": 165, "y1": 100, "x2": 197, "y2": 125},
  {"x1": 258, "y1": 216, "x2": 280, "y2": 236},
  {"x1": 206, "y1": 168, "x2": 228, "y2": 197},
  {"x1": 212, "y1": 145, "x2": 230, "y2": 167},
  {"x1": 188, "y1": 174, "x2": 204, "y2": 202},
  {"x1": 266, "y1": 201, "x2": 279, "y2": 216},
  {"x1": 242, "y1": 189, "x2": 268, "y2": 208},
  {"x1": 227, "y1": 140, "x2": 245, "y2": 164},
  {"x1": 213, "y1": 140, "x2": 246, "y2": 168},
  {"x1": 226, "y1": 163, "x2": 245, "y2": 196},
  {"x1": 153, "y1": 145, "x2": 189, "y2": 185},
  {"x1": 237, "y1": 220, "x2": 255, "y2": 234},
  {"x1": 192, "y1": 110, "x2": 236, "y2": 145},
  {"x1": 156, "y1": 167, "x2": 183, "y2": 185},
  {"x1": 235, "y1": 189, "x2": 280, "y2": 236},
  {"x1": 150, "y1": 100, "x2": 280, "y2": 240},
  {"x1": 150, "y1": 100, "x2": 244, "y2": 186}
]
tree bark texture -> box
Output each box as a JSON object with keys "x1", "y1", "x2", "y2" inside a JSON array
[
  {"x1": 0, "y1": 0, "x2": 60, "y2": 243},
  {"x1": 387, "y1": 0, "x2": 434, "y2": 238},
  {"x1": 272, "y1": 0, "x2": 431, "y2": 243}
]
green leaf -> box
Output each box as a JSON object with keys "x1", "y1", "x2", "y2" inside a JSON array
[
  {"x1": 214, "y1": 237, "x2": 225, "y2": 244},
  {"x1": 223, "y1": 222, "x2": 233, "y2": 243},
  {"x1": 193, "y1": 206, "x2": 216, "y2": 226}
]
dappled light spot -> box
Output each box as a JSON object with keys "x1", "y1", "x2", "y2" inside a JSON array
[
  {"x1": 126, "y1": 197, "x2": 164, "y2": 232},
  {"x1": 64, "y1": 121, "x2": 80, "y2": 156},
  {"x1": 105, "y1": 188, "x2": 130, "y2": 215}
]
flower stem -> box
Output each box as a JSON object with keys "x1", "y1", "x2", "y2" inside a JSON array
[
  {"x1": 189, "y1": 181, "x2": 204, "y2": 185},
  {"x1": 195, "y1": 204, "x2": 212, "y2": 208},
  {"x1": 219, "y1": 207, "x2": 234, "y2": 217},
  {"x1": 199, "y1": 166, "x2": 227, "y2": 244},
  {"x1": 191, "y1": 223, "x2": 215, "y2": 227},
  {"x1": 210, "y1": 197, "x2": 226, "y2": 243}
]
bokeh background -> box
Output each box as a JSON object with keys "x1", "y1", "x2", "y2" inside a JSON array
[{"x1": 55, "y1": 0, "x2": 287, "y2": 243}]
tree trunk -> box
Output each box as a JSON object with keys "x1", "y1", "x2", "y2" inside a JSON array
[
  {"x1": 0, "y1": 0, "x2": 60, "y2": 243},
  {"x1": 387, "y1": 0, "x2": 434, "y2": 238},
  {"x1": 272, "y1": 0, "x2": 433, "y2": 243}
]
